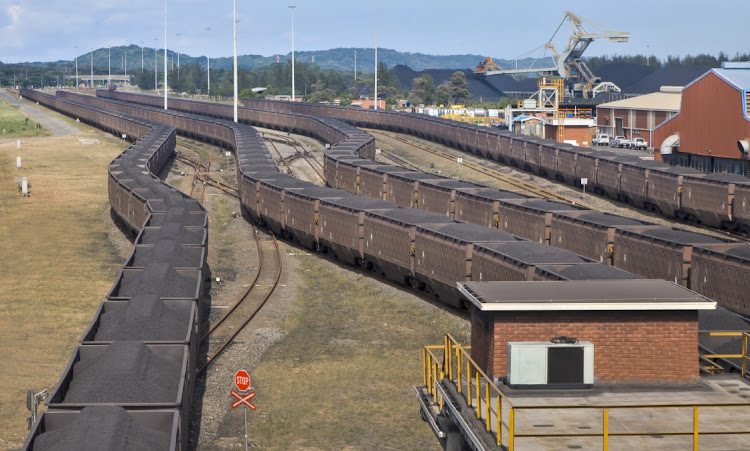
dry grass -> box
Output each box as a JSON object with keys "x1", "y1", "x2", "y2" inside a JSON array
[
  {"x1": 246, "y1": 253, "x2": 470, "y2": 450},
  {"x1": 0, "y1": 129, "x2": 127, "y2": 449}
]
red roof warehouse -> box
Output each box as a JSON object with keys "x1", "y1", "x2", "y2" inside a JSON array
[{"x1": 654, "y1": 62, "x2": 750, "y2": 175}]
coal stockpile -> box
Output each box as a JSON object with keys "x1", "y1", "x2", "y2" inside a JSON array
[
  {"x1": 131, "y1": 240, "x2": 204, "y2": 268},
  {"x1": 95, "y1": 295, "x2": 189, "y2": 342},
  {"x1": 139, "y1": 223, "x2": 205, "y2": 245},
  {"x1": 538, "y1": 263, "x2": 645, "y2": 280},
  {"x1": 33, "y1": 407, "x2": 170, "y2": 451},
  {"x1": 636, "y1": 227, "x2": 727, "y2": 245},
  {"x1": 625, "y1": 65, "x2": 712, "y2": 94},
  {"x1": 63, "y1": 342, "x2": 181, "y2": 404},
  {"x1": 116, "y1": 263, "x2": 199, "y2": 299},
  {"x1": 574, "y1": 212, "x2": 647, "y2": 227},
  {"x1": 487, "y1": 241, "x2": 590, "y2": 264}
]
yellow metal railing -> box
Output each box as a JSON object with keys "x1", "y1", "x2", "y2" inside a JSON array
[
  {"x1": 422, "y1": 333, "x2": 750, "y2": 451},
  {"x1": 440, "y1": 114, "x2": 504, "y2": 127},
  {"x1": 699, "y1": 331, "x2": 750, "y2": 376}
]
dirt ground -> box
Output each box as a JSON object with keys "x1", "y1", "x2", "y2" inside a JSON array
[{"x1": 0, "y1": 123, "x2": 127, "y2": 450}]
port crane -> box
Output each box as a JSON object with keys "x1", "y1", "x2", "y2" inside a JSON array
[{"x1": 475, "y1": 12, "x2": 629, "y2": 98}]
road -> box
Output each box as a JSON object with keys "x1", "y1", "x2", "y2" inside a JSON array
[{"x1": 0, "y1": 89, "x2": 81, "y2": 144}]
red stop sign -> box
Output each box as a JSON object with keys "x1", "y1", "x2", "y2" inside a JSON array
[{"x1": 235, "y1": 370, "x2": 251, "y2": 392}]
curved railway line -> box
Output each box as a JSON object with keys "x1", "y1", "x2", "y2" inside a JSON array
[
  {"x1": 18, "y1": 87, "x2": 750, "y2": 450},
  {"x1": 197, "y1": 229, "x2": 282, "y2": 374}
]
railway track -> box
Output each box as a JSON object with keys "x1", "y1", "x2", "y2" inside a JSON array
[
  {"x1": 377, "y1": 148, "x2": 422, "y2": 171},
  {"x1": 262, "y1": 131, "x2": 325, "y2": 183},
  {"x1": 198, "y1": 229, "x2": 282, "y2": 374},
  {"x1": 370, "y1": 129, "x2": 595, "y2": 208}
]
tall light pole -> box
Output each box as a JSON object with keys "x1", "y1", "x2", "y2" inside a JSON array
[
  {"x1": 154, "y1": 38, "x2": 158, "y2": 92},
  {"x1": 164, "y1": 0, "x2": 168, "y2": 110},
  {"x1": 289, "y1": 5, "x2": 296, "y2": 103},
  {"x1": 108, "y1": 45, "x2": 111, "y2": 87},
  {"x1": 75, "y1": 46, "x2": 79, "y2": 89},
  {"x1": 354, "y1": 50, "x2": 357, "y2": 81},
  {"x1": 176, "y1": 33, "x2": 181, "y2": 79},
  {"x1": 90, "y1": 48, "x2": 94, "y2": 88},
  {"x1": 124, "y1": 52, "x2": 127, "y2": 77},
  {"x1": 205, "y1": 27, "x2": 211, "y2": 95},
  {"x1": 374, "y1": 0, "x2": 378, "y2": 111},
  {"x1": 233, "y1": 0, "x2": 238, "y2": 122},
  {"x1": 141, "y1": 41, "x2": 145, "y2": 73}
]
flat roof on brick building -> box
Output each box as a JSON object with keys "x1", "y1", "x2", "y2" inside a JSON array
[{"x1": 458, "y1": 280, "x2": 716, "y2": 311}]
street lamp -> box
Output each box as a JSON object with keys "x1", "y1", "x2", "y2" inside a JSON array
[
  {"x1": 74, "y1": 46, "x2": 78, "y2": 89},
  {"x1": 90, "y1": 48, "x2": 93, "y2": 88},
  {"x1": 154, "y1": 38, "x2": 158, "y2": 92},
  {"x1": 176, "y1": 33, "x2": 181, "y2": 79},
  {"x1": 289, "y1": 5, "x2": 295, "y2": 103},
  {"x1": 141, "y1": 41, "x2": 145, "y2": 73},
  {"x1": 205, "y1": 27, "x2": 211, "y2": 95},
  {"x1": 233, "y1": 0, "x2": 238, "y2": 122},
  {"x1": 108, "y1": 45, "x2": 111, "y2": 87},
  {"x1": 374, "y1": 0, "x2": 378, "y2": 111},
  {"x1": 164, "y1": 0, "x2": 168, "y2": 110}
]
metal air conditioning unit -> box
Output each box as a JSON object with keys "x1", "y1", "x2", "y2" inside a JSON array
[{"x1": 507, "y1": 341, "x2": 594, "y2": 388}]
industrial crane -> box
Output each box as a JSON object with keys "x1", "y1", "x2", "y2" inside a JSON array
[{"x1": 476, "y1": 12, "x2": 629, "y2": 98}]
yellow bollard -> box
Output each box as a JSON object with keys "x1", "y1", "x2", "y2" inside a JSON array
[
  {"x1": 603, "y1": 408, "x2": 608, "y2": 451},
  {"x1": 509, "y1": 408, "x2": 515, "y2": 451}
]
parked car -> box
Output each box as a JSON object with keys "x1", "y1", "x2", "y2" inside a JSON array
[
  {"x1": 610, "y1": 136, "x2": 628, "y2": 148},
  {"x1": 629, "y1": 137, "x2": 648, "y2": 150},
  {"x1": 592, "y1": 134, "x2": 610, "y2": 146}
]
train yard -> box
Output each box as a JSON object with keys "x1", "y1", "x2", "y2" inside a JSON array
[{"x1": 9, "y1": 87, "x2": 750, "y2": 450}]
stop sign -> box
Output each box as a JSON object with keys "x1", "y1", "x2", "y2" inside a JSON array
[{"x1": 235, "y1": 370, "x2": 251, "y2": 392}]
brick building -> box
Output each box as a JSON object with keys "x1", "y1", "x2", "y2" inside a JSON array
[
  {"x1": 459, "y1": 279, "x2": 715, "y2": 385},
  {"x1": 596, "y1": 86, "x2": 682, "y2": 149},
  {"x1": 654, "y1": 62, "x2": 750, "y2": 175}
]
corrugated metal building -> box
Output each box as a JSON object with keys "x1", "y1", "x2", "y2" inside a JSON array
[
  {"x1": 654, "y1": 62, "x2": 750, "y2": 175},
  {"x1": 596, "y1": 86, "x2": 682, "y2": 149}
]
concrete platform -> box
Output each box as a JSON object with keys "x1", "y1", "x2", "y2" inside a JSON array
[{"x1": 418, "y1": 374, "x2": 750, "y2": 450}]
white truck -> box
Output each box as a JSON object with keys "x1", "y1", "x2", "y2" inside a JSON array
[
  {"x1": 629, "y1": 137, "x2": 648, "y2": 150},
  {"x1": 592, "y1": 134, "x2": 610, "y2": 146}
]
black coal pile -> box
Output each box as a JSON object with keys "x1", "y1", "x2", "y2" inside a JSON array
[
  {"x1": 64, "y1": 342, "x2": 181, "y2": 403},
  {"x1": 118, "y1": 263, "x2": 199, "y2": 298},
  {"x1": 33, "y1": 406, "x2": 170, "y2": 451},
  {"x1": 95, "y1": 295, "x2": 188, "y2": 342}
]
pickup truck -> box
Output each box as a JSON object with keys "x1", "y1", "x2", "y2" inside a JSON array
[
  {"x1": 592, "y1": 134, "x2": 610, "y2": 146},
  {"x1": 629, "y1": 137, "x2": 648, "y2": 150},
  {"x1": 610, "y1": 136, "x2": 628, "y2": 148}
]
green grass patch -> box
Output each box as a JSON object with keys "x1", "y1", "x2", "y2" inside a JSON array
[
  {"x1": 0, "y1": 101, "x2": 50, "y2": 139},
  {"x1": 248, "y1": 254, "x2": 469, "y2": 450}
]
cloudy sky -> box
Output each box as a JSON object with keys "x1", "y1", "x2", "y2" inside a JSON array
[{"x1": 1, "y1": 0, "x2": 747, "y2": 64}]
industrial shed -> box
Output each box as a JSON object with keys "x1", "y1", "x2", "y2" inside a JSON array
[
  {"x1": 596, "y1": 86, "x2": 682, "y2": 148},
  {"x1": 654, "y1": 62, "x2": 750, "y2": 175},
  {"x1": 459, "y1": 279, "x2": 715, "y2": 385}
]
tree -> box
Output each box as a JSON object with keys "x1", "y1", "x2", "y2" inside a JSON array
[
  {"x1": 449, "y1": 71, "x2": 470, "y2": 104},
  {"x1": 435, "y1": 82, "x2": 451, "y2": 107},
  {"x1": 408, "y1": 74, "x2": 435, "y2": 106}
]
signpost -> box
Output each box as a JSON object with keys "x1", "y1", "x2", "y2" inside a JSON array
[
  {"x1": 232, "y1": 370, "x2": 255, "y2": 451},
  {"x1": 581, "y1": 177, "x2": 588, "y2": 195},
  {"x1": 457, "y1": 157, "x2": 463, "y2": 180}
]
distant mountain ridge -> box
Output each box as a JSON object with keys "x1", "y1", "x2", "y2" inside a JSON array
[{"x1": 15, "y1": 45, "x2": 551, "y2": 73}]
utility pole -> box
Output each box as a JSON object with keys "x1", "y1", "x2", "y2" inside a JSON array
[
  {"x1": 154, "y1": 38, "x2": 158, "y2": 92},
  {"x1": 90, "y1": 48, "x2": 94, "y2": 88},
  {"x1": 108, "y1": 45, "x2": 111, "y2": 87},
  {"x1": 206, "y1": 27, "x2": 211, "y2": 95},
  {"x1": 141, "y1": 42, "x2": 145, "y2": 73},
  {"x1": 176, "y1": 33, "x2": 181, "y2": 79},
  {"x1": 164, "y1": 0, "x2": 168, "y2": 110},
  {"x1": 289, "y1": 5, "x2": 295, "y2": 102},
  {"x1": 374, "y1": 0, "x2": 378, "y2": 111},
  {"x1": 74, "y1": 45, "x2": 79, "y2": 88},
  {"x1": 233, "y1": 0, "x2": 238, "y2": 122}
]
